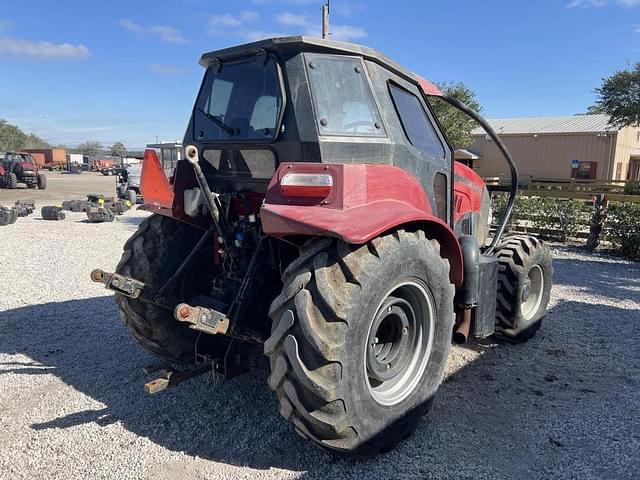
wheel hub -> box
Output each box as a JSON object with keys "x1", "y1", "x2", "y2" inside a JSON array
[
  {"x1": 366, "y1": 297, "x2": 414, "y2": 382},
  {"x1": 521, "y1": 265, "x2": 544, "y2": 320},
  {"x1": 365, "y1": 281, "x2": 435, "y2": 406}
]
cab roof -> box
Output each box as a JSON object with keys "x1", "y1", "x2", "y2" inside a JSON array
[{"x1": 199, "y1": 36, "x2": 421, "y2": 87}]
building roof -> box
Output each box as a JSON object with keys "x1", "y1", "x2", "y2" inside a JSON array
[
  {"x1": 472, "y1": 114, "x2": 616, "y2": 135},
  {"x1": 454, "y1": 148, "x2": 481, "y2": 160}
]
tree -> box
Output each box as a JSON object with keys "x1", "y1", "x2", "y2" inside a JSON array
[
  {"x1": 110, "y1": 141, "x2": 126, "y2": 158},
  {"x1": 428, "y1": 82, "x2": 482, "y2": 148},
  {"x1": 79, "y1": 140, "x2": 103, "y2": 158},
  {"x1": 0, "y1": 118, "x2": 27, "y2": 151},
  {"x1": 584, "y1": 104, "x2": 604, "y2": 115},
  {"x1": 24, "y1": 133, "x2": 51, "y2": 149},
  {"x1": 593, "y1": 63, "x2": 640, "y2": 128}
]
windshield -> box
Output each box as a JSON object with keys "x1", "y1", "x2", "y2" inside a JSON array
[{"x1": 194, "y1": 57, "x2": 282, "y2": 142}]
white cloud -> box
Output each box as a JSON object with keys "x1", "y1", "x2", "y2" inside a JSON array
[
  {"x1": 206, "y1": 11, "x2": 261, "y2": 38},
  {"x1": 120, "y1": 19, "x2": 188, "y2": 44},
  {"x1": 568, "y1": 0, "x2": 640, "y2": 6},
  {"x1": 329, "y1": 24, "x2": 367, "y2": 41},
  {"x1": 208, "y1": 14, "x2": 244, "y2": 28},
  {"x1": 0, "y1": 19, "x2": 13, "y2": 31},
  {"x1": 120, "y1": 18, "x2": 144, "y2": 33},
  {"x1": 240, "y1": 11, "x2": 260, "y2": 22},
  {"x1": 149, "y1": 63, "x2": 183, "y2": 75},
  {"x1": 333, "y1": 3, "x2": 365, "y2": 17},
  {"x1": 251, "y1": 0, "x2": 317, "y2": 4},
  {"x1": 0, "y1": 36, "x2": 90, "y2": 59},
  {"x1": 276, "y1": 12, "x2": 309, "y2": 26},
  {"x1": 206, "y1": 8, "x2": 365, "y2": 42},
  {"x1": 274, "y1": 11, "x2": 366, "y2": 41},
  {"x1": 148, "y1": 26, "x2": 188, "y2": 44},
  {"x1": 567, "y1": 0, "x2": 606, "y2": 7},
  {"x1": 244, "y1": 30, "x2": 287, "y2": 41}
]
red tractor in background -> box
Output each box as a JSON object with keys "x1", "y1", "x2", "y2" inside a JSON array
[
  {"x1": 0, "y1": 152, "x2": 47, "y2": 189},
  {"x1": 92, "y1": 36, "x2": 553, "y2": 456}
]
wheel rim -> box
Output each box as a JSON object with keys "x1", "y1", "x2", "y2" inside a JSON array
[
  {"x1": 365, "y1": 280, "x2": 435, "y2": 406},
  {"x1": 521, "y1": 265, "x2": 544, "y2": 320}
]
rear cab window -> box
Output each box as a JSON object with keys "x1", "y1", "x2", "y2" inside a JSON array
[
  {"x1": 305, "y1": 54, "x2": 385, "y2": 137},
  {"x1": 194, "y1": 55, "x2": 283, "y2": 142}
]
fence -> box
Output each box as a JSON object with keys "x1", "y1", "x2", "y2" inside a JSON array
[{"x1": 483, "y1": 176, "x2": 640, "y2": 203}]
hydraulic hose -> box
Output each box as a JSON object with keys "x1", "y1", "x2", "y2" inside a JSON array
[{"x1": 439, "y1": 95, "x2": 518, "y2": 253}]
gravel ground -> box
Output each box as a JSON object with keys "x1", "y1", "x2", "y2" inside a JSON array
[
  {"x1": 1, "y1": 207, "x2": 639, "y2": 479},
  {"x1": 0, "y1": 171, "x2": 117, "y2": 206}
]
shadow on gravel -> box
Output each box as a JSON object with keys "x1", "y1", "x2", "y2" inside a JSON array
[
  {"x1": 553, "y1": 255, "x2": 640, "y2": 302},
  {"x1": 1, "y1": 253, "x2": 639, "y2": 478}
]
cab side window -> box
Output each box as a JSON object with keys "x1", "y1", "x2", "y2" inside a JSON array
[{"x1": 389, "y1": 83, "x2": 445, "y2": 160}]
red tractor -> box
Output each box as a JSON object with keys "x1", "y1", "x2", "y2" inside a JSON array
[
  {"x1": 92, "y1": 37, "x2": 552, "y2": 456},
  {"x1": 0, "y1": 152, "x2": 47, "y2": 189}
]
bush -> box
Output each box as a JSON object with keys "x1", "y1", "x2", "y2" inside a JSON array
[
  {"x1": 492, "y1": 194, "x2": 586, "y2": 241},
  {"x1": 606, "y1": 202, "x2": 640, "y2": 259},
  {"x1": 624, "y1": 181, "x2": 640, "y2": 196}
]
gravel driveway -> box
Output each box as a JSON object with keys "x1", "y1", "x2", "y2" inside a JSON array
[{"x1": 1, "y1": 209, "x2": 639, "y2": 479}]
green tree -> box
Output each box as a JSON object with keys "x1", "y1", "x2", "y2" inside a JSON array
[
  {"x1": 584, "y1": 104, "x2": 605, "y2": 115},
  {"x1": 24, "y1": 133, "x2": 51, "y2": 149},
  {"x1": 593, "y1": 63, "x2": 640, "y2": 128},
  {"x1": 79, "y1": 140, "x2": 103, "y2": 158},
  {"x1": 110, "y1": 141, "x2": 126, "y2": 158},
  {"x1": 428, "y1": 82, "x2": 482, "y2": 148},
  {"x1": 0, "y1": 118, "x2": 27, "y2": 151}
]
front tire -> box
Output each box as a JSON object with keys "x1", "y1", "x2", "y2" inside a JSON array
[
  {"x1": 7, "y1": 173, "x2": 17, "y2": 189},
  {"x1": 495, "y1": 235, "x2": 553, "y2": 342},
  {"x1": 37, "y1": 173, "x2": 47, "y2": 190},
  {"x1": 265, "y1": 231, "x2": 454, "y2": 456}
]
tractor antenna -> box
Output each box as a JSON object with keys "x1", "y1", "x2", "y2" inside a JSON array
[{"x1": 322, "y1": 1, "x2": 330, "y2": 39}]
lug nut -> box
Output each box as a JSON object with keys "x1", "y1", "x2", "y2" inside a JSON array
[{"x1": 402, "y1": 327, "x2": 408, "y2": 335}]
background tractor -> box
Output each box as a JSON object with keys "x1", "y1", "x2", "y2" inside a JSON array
[
  {"x1": 0, "y1": 152, "x2": 47, "y2": 190},
  {"x1": 92, "y1": 36, "x2": 553, "y2": 456}
]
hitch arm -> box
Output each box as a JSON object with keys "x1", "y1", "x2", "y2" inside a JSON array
[{"x1": 90, "y1": 269, "x2": 145, "y2": 298}]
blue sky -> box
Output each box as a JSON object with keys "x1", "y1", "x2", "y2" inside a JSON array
[{"x1": 0, "y1": 0, "x2": 639, "y2": 149}]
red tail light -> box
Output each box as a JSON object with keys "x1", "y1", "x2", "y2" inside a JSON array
[{"x1": 280, "y1": 172, "x2": 334, "y2": 198}]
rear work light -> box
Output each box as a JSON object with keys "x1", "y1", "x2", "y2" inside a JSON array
[{"x1": 280, "y1": 172, "x2": 333, "y2": 198}]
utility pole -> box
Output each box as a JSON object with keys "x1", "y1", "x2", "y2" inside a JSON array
[{"x1": 322, "y1": 1, "x2": 330, "y2": 39}]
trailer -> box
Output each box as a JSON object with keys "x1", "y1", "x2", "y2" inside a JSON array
[{"x1": 21, "y1": 148, "x2": 66, "y2": 171}]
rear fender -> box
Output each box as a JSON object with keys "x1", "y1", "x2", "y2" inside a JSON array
[{"x1": 261, "y1": 163, "x2": 463, "y2": 286}]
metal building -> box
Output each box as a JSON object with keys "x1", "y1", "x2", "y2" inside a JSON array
[{"x1": 467, "y1": 115, "x2": 640, "y2": 181}]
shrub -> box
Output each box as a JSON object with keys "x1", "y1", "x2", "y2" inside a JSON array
[
  {"x1": 606, "y1": 202, "x2": 640, "y2": 259},
  {"x1": 624, "y1": 181, "x2": 640, "y2": 196},
  {"x1": 491, "y1": 194, "x2": 586, "y2": 241}
]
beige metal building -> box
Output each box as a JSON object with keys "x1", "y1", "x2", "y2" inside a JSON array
[{"x1": 466, "y1": 115, "x2": 640, "y2": 181}]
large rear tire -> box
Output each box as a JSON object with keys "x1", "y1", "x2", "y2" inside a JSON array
[
  {"x1": 115, "y1": 214, "x2": 227, "y2": 363},
  {"x1": 495, "y1": 235, "x2": 553, "y2": 342},
  {"x1": 265, "y1": 231, "x2": 455, "y2": 456}
]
